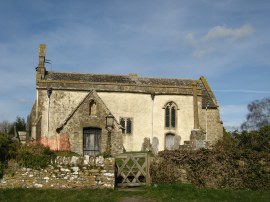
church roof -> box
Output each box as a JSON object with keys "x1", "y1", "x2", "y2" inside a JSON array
[
  {"x1": 45, "y1": 72, "x2": 195, "y2": 87},
  {"x1": 41, "y1": 71, "x2": 218, "y2": 108}
]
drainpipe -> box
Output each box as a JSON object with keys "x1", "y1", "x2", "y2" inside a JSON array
[
  {"x1": 151, "y1": 93, "x2": 155, "y2": 142},
  {"x1": 47, "y1": 88, "x2": 52, "y2": 146}
]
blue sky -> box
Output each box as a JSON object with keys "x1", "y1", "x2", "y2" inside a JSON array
[{"x1": 0, "y1": 0, "x2": 269, "y2": 130}]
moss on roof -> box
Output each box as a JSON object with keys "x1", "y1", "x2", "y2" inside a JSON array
[{"x1": 44, "y1": 71, "x2": 218, "y2": 108}]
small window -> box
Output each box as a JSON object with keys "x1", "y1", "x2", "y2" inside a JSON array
[
  {"x1": 120, "y1": 118, "x2": 125, "y2": 129},
  {"x1": 164, "y1": 102, "x2": 178, "y2": 129},
  {"x1": 120, "y1": 117, "x2": 133, "y2": 134},
  {"x1": 89, "y1": 100, "x2": 97, "y2": 116}
]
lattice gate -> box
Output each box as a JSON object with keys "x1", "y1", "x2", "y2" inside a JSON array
[{"x1": 115, "y1": 153, "x2": 151, "y2": 187}]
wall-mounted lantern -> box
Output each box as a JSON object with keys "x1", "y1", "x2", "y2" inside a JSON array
[
  {"x1": 105, "y1": 113, "x2": 114, "y2": 155},
  {"x1": 106, "y1": 113, "x2": 114, "y2": 132}
]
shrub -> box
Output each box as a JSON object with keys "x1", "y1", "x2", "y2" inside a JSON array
[
  {"x1": 0, "y1": 133, "x2": 21, "y2": 178},
  {"x1": 233, "y1": 125, "x2": 270, "y2": 151},
  {"x1": 151, "y1": 139, "x2": 270, "y2": 190},
  {"x1": 55, "y1": 150, "x2": 80, "y2": 157},
  {"x1": 0, "y1": 133, "x2": 20, "y2": 163},
  {"x1": 0, "y1": 161, "x2": 4, "y2": 178},
  {"x1": 18, "y1": 144, "x2": 56, "y2": 169}
]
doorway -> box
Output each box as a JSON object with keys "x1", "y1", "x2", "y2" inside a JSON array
[
  {"x1": 83, "y1": 128, "x2": 101, "y2": 155},
  {"x1": 165, "y1": 133, "x2": 175, "y2": 150}
]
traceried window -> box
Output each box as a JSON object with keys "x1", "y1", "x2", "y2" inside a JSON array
[
  {"x1": 164, "y1": 102, "x2": 178, "y2": 129},
  {"x1": 120, "y1": 117, "x2": 133, "y2": 134}
]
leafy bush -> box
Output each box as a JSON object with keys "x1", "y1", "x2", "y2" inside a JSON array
[
  {"x1": 18, "y1": 144, "x2": 56, "y2": 169},
  {"x1": 151, "y1": 128, "x2": 270, "y2": 190},
  {"x1": 55, "y1": 150, "x2": 80, "y2": 157},
  {"x1": 0, "y1": 133, "x2": 20, "y2": 179},
  {"x1": 0, "y1": 161, "x2": 4, "y2": 178},
  {"x1": 232, "y1": 125, "x2": 270, "y2": 151},
  {"x1": 0, "y1": 133, "x2": 20, "y2": 163}
]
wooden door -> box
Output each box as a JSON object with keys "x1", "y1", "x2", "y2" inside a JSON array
[{"x1": 83, "y1": 128, "x2": 101, "y2": 155}]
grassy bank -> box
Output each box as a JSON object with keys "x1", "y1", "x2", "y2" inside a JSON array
[{"x1": 1, "y1": 184, "x2": 270, "y2": 202}]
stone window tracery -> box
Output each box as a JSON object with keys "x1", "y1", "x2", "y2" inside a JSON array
[{"x1": 164, "y1": 102, "x2": 178, "y2": 129}]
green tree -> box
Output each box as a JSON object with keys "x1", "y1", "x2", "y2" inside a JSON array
[
  {"x1": 234, "y1": 125, "x2": 270, "y2": 151},
  {"x1": 0, "y1": 133, "x2": 20, "y2": 163},
  {"x1": 8, "y1": 116, "x2": 26, "y2": 137}
]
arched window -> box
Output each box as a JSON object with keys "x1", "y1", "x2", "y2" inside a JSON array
[
  {"x1": 165, "y1": 106, "x2": 170, "y2": 127},
  {"x1": 164, "y1": 102, "x2": 178, "y2": 129}
]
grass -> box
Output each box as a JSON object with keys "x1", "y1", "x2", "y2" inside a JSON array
[{"x1": 1, "y1": 183, "x2": 270, "y2": 202}]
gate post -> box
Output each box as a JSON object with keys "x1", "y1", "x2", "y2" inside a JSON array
[{"x1": 146, "y1": 153, "x2": 151, "y2": 185}]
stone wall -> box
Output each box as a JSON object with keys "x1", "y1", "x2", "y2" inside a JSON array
[
  {"x1": 0, "y1": 156, "x2": 115, "y2": 189},
  {"x1": 199, "y1": 108, "x2": 223, "y2": 144},
  {"x1": 31, "y1": 89, "x2": 123, "y2": 156}
]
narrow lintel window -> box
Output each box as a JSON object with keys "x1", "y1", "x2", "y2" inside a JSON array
[
  {"x1": 164, "y1": 102, "x2": 177, "y2": 129},
  {"x1": 89, "y1": 100, "x2": 97, "y2": 116},
  {"x1": 165, "y1": 106, "x2": 170, "y2": 127},
  {"x1": 120, "y1": 117, "x2": 133, "y2": 135},
  {"x1": 171, "y1": 106, "x2": 176, "y2": 127}
]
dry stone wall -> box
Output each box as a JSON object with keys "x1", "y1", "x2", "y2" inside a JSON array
[{"x1": 0, "y1": 156, "x2": 115, "y2": 189}]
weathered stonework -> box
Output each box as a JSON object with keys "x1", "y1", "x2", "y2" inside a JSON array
[
  {"x1": 200, "y1": 108, "x2": 223, "y2": 143},
  {"x1": 0, "y1": 156, "x2": 115, "y2": 189},
  {"x1": 29, "y1": 44, "x2": 223, "y2": 154}
]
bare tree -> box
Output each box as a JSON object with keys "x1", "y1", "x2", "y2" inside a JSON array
[
  {"x1": 0, "y1": 120, "x2": 12, "y2": 134},
  {"x1": 241, "y1": 97, "x2": 270, "y2": 131}
]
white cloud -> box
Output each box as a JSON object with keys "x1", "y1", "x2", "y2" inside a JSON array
[
  {"x1": 185, "y1": 24, "x2": 255, "y2": 59},
  {"x1": 185, "y1": 33, "x2": 197, "y2": 46},
  {"x1": 203, "y1": 24, "x2": 254, "y2": 41}
]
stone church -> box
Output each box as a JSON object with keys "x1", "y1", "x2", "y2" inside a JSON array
[{"x1": 29, "y1": 44, "x2": 223, "y2": 156}]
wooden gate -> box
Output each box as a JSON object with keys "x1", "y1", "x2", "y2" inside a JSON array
[{"x1": 115, "y1": 153, "x2": 151, "y2": 187}]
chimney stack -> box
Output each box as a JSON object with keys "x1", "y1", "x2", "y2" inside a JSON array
[{"x1": 36, "y1": 44, "x2": 46, "y2": 80}]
